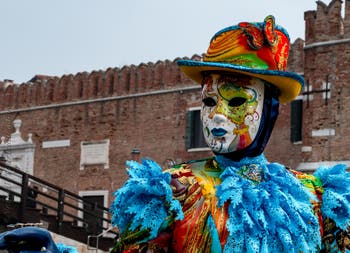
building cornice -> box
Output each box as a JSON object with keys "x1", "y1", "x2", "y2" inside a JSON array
[
  {"x1": 0, "y1": 85, "x2": 200, "y2": 115},
  {"x1": 304, "y1": 38, "x2": 350, "y2": 50}
]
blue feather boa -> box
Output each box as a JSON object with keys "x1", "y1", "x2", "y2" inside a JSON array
[
  {"x1": 315, "y1": 164, "x2": 350, "y2": 230},
  {"x1": 215, "y1": 154, "x2": 321, "y2": 253},
  {"x1": 110, "y1": 159, "x2": 184, "y2": 241},
  {"x1": 56, "y1": 243, "x2": 79, "y2": 253}
]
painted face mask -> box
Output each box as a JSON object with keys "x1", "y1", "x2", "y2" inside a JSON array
[{"x1": 201, "y1": 73, "x2": 265, "y2": 153}]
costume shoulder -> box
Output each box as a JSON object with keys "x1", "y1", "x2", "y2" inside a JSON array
[
  {"x1": 292, "y1": 164, "x2": 350, "y2": 251},
  {"x1": 290, "y1": 164, "x2": 350, "y2": 227},
  {"x1": 110, "y1": 159, "x2": 183, "y2": 252},
  {"x1": 313, "y1": 164, "x2": 350, "y2": 230},
  {"x1": 316, "y1": 164, "x2": 350, "y2": 252}
]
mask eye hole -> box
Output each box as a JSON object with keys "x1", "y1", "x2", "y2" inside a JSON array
[
  {"x1": 202, "y1": 97, "x2": 216, "y2": 107},
  {"x1": 228, "y1": 97, "x2": 247, "y2": 107}
]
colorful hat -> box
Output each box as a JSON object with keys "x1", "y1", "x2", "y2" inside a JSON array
[{"x1": 177, "y1": 15, "x2": 303, "y2": 103}]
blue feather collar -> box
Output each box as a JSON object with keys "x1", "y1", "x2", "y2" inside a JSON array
[{"x1": 215, "y1": 154, "x2": 321, "y2": 253}]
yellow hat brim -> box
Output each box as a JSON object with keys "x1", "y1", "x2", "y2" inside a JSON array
[{"x1": 178, "y1": 60, "x2": 303, "y2": 104}]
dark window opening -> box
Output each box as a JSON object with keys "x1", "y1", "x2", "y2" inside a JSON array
[
  {"x1": 185, "y1": 110, "x2": 207, "y2": 149},
  {"x1": 82, "y1": 195, "x2": 104, "y2": 235},
  {"x1": 290, "y1": 99, "x2": 303, "y2": 143}
]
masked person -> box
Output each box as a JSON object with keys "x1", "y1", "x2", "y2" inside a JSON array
[{"x1": 110, "y1": 16, "x2": 350, "y2": 253}]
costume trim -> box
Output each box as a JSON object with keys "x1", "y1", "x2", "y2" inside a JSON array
[
  {"x1": 215, "y1": 154, "x2": 321, "y2": 252},
  {"x1": 315, "y1": 164, "x2": 350, "y2": 230},
  {"x1": 110, "y1": 159, "x2": 184, "y2": 242}
]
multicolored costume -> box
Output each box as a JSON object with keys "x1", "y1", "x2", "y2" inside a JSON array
[
  {"x1": 111, "y1": 157, "x2": 350, "y2": 252},
  {"x1": 110, "y1": 16, "x2": 350, "y2": 252}
]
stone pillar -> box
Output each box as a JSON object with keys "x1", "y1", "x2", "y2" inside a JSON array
[{"x1": 0, "y1": 119, "x2": 35, "y2": 200}]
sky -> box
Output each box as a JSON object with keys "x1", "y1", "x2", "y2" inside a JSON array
[{"x1": 0, "y1": 0, "x2": 334, "y2": 84}]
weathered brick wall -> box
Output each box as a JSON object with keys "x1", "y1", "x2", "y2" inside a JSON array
[
  {"x1": 304, "y1": 0, "x2": 343, "y2": 44},
  {"x1": 303, "y1": 0, "x2": 350, "y2": 164},
  {"x1": 303, "y1": 43, "x2": 350, "y2": 163},
  {"x1": 265, "y1": 103, "x2": 302, "y2": 168},
  {"x1": 288, "y1": 38, "x2": 304, "y2": 74},
  {"x1": 0, "y1": 56, "x2": 215, "y2": 203},
  {"x1": 345, "y1": 0, "x2": 350, "y2": 37}
]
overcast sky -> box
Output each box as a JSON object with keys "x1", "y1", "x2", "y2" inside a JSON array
[{"x1": 0, "y1": 1, "x2": 334, "y2": 84}]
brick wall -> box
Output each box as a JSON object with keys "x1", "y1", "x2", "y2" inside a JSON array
[
  {"x1": 0, "y1": 55, "x2": 215, "y2": 204},
  {"x1": 303, "y1": 0, "x2": 350, "y2": 165},
  {"x1": 304, "y1": 0, "x2": 343, "y2": 44}
]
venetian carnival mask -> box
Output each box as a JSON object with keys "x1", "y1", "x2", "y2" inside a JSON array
[{"x1": 201, "y1": 73, "x2": 265, "y2": 154}]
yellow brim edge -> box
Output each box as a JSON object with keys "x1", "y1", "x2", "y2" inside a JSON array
[{"x1": 179, "y1": 65, "x2": 302, "y2": 104}]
